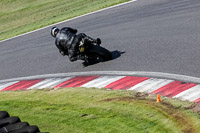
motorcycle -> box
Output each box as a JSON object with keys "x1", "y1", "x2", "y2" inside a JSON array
[{"x1": 78, "y1": 38, "x2": 112, "y2": 63}]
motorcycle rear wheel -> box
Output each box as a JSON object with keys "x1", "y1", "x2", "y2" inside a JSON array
[{"x1": 88, "y1": 45, "x2": 112, "y2": 61}]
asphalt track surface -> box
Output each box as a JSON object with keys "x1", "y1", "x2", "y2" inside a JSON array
[{"x1": 1, "y1": 0, "x2": 200, "y2": 80}]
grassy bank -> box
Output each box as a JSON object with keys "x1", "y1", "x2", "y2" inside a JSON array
[
  {"x1": 0, "y1": 0, "x2": 131, "y2": 41},
  {"x1": 0, "y1": 88, "x2": 200, "y2": 133}
]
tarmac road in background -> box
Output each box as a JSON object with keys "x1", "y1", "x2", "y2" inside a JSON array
[{"x1": 1, "y1": 0, "x2": 200, "y2": 80}]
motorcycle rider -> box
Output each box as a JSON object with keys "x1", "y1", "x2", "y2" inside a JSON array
[{"x1": 51, "y1": 27, "x2": 101, "y2": 62}]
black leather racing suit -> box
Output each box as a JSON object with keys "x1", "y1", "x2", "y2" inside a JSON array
[{"x1": 55, "y1": 27, "x2": 96, "y2": 62}]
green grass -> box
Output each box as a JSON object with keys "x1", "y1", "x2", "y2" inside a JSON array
[
  {"x1": 0, "y1": 88, "x2": 200, "y2": 133},
  {"x1": 0, "y1": 0, "x2": 132, "y2": 41}
]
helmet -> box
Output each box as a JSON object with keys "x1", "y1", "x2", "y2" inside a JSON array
[{"x1": 51, "y1": 27, "x2": 59, "y2": 37}]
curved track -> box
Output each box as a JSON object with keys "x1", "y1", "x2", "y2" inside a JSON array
[{"x1": 1, "y1": 0, "x2": 200, "y2": 80}]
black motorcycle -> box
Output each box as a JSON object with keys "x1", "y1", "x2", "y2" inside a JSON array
[{"x1": 78, "y1": 38, "x2": 112, "y2": 63}]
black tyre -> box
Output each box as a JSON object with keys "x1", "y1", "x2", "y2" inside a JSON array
[
  {"x1": 88, "y1": 45, "x2": 112, "y2": 61},
  {"x1": 0, "y1": 116, "x2": 21, "y2": 128},
  {"x1": 0, "y1": 111, "x2": 42, "y2": 133},
  {"x1": 0, "y1": 111, "x2": 9, "y2": 120},
  {"x1": 0, "y1": 122, "x2": 29, "y2": 133},
  {"x1": 11, "y1": 125, "x2": 40, "y2": 133}
]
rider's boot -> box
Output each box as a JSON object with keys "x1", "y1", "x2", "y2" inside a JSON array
[{"x1": 95, "y1": 38, "x2": 101, "y2": 46}]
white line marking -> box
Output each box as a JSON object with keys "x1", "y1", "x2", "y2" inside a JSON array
[
  {"x1": 0, "y1": 0, "x2": 138, "y2": 43},
  {"x1": 173, "y1": 85, "x2": 200, "y2": 101},
  {"x1": 81, "y1": 76, "x2": 125, "y2": 88},
  {"x1": 128, "y1": 78, "x2": 174, "y2": 93},
  {"x1": 0, "y1": 81, "x2": 18, "y2": 90}
]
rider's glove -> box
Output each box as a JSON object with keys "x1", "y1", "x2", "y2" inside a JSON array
[{"x1": 96, "y1": 38, "x2": 101, "y2": 46}]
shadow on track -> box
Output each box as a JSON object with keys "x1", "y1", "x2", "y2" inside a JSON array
[{"x1": 82, "y1": 50, "x2": 126, "y2": 67}]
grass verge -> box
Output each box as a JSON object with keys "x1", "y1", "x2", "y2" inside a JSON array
[
  {"x1": 0, "y1": 0, "x2": 132, "y2": 41},
  {"x1": 0, "y1": 87, "x2": 200, "y2": 133}
]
